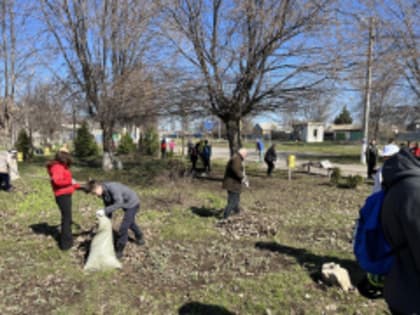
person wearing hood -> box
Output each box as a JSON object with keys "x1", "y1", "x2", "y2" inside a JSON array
[
  {"x1": 222, "y1": 148, "x2": 248, "y2": 219},
  {"x1": 381, "y1": 148, "x2": 420, "y2": 314},
  {"x1": 46, "y1": 147, "x2": 81, "y2": 250}
]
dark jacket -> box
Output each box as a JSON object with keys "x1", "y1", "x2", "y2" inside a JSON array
[
  {"x1": 381, "y1": 148, "x2": 420, "y2": 314},
  {"x1": 102, "y1": 182, "x2": 140, "y2": 215},
  {"x1": 222, "y1": 153, "x2": 244, "y2": 193},
  {"x1": 264, "y1": 147, "x2": 277, "y2": 163},
  {"x1": 366, "y1": 144, "x2": 378, "y2": 164}
]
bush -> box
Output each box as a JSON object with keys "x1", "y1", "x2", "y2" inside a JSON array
[
  {"x1": 330, "y1": 167, "x2": 342, "y2": 184},
  {"x1": 118, "y1": 133, "x2": 136, "y2": 155},
  {"x1": 140, "y1": 128, "x2": 159, "y2": 156},
  {"x1": 15, "y1": 129, "x2": 31, "y2": 160},
  {"x1": 74, "y1": 122, "x2": 99, "y2": 160},
  {"x1": 346, "y1": 175, "x2": 364, "y2": 189}
]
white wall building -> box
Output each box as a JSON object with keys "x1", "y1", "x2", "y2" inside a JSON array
[{"x1": 293, "y1": 122, "x2": 325, "y2": 143}]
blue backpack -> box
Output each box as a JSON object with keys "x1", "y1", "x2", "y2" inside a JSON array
[{"x1": 353, "y1": 190, "x2": 394, "y2": 275}]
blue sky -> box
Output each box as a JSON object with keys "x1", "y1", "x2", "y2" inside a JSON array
[{"x1": 3, "y1": 0, "x2": 417, "y2": 129}]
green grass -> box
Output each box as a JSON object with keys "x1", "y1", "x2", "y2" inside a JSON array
[{"x1": 0, "y1": 158, "x2": 389, "y2": 314}]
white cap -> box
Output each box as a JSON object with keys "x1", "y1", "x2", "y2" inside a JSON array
[{"x1": 381, "y1": 144, "x2": 400, "y2": 157}]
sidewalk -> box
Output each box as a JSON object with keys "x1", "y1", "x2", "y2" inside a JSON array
[{"x1": 211, "y1": 147, "x2": 368, "y2": 178}]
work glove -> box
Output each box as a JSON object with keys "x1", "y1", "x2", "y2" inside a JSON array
[
  {"x1": 96, "y1": 209, "x2": 105, "y2": 217},
  {"x1": 242, "y1": 176, "x2": 250, "y2": 188}
]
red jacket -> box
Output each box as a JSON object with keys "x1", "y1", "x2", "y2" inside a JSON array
[{"x1": 47, "y1": 161, "x2": 80, "y2": 196}]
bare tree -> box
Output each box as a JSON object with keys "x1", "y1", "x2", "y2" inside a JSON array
[
  {"x1": 299, "y1": 93, "x2": 333, "y2": 123},
  {"x1": 377, "y1": 0, "x2": 420, "y2": 102},
  {"x1": 160, "y1": 0, "x2": 337, "y2": 154},
  {"x1": 39, "y1": 0, "x2": 157, "y2": 168},
  {"x1": 15, "y1": 82, "x2": 65, "y2": 146}
]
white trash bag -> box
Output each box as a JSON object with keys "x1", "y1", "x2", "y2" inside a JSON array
[{"x1": 84, "y1": 210, "x2": 122, "y2": 271}]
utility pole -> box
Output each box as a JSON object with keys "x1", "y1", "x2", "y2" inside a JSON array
[{"x1": 361, "y1": 17, "x2": 375, "y2": 165}]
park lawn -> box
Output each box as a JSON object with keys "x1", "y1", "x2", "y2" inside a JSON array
[
  {"x1": 237, "y1": 141, "x2": 361, "y2": 155},
  {"x1": 0, "y1": 158, "x2": 388, "y2": 315}
]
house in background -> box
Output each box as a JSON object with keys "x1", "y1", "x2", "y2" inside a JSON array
[
  {"x1": 292, "y1": 122, "x2": 324, "y2": 143},
  {"x1": 324, "y1": 124, "x2": 363, "y2": 141},
  {"x1": 254, "y1": 122, "x2": 280, "y2": 139}
]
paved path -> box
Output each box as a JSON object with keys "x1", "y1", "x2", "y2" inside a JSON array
[{"x1": 210, "y1": 147, "x2": 368, "y2": 177}]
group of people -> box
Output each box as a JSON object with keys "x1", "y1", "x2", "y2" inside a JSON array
[
  {"x1": 188, "y1": 139, "x2": 212, "y2": 173},
  {"x1": 160, "y1": 138, "x2": 176, "y2": 159},
  {"x1": 366, "y1": 138, "x2": 420, "y2": 180},
  {"x1": 18, "y1": 135, "x2": 420, "y2": 313},
  {"x1": 46, "y1": 147, "x2": 144, "y2": 259},
  {"x1": 361, "y1": 139, "x2": 420, "y2": 314}
]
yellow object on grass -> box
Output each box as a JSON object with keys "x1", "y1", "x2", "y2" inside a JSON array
[
  {"x1": 17, "y1": 152, "x2": 23, "y2": 162},
  {"x1": 288, "y1": 155, "x2": 296, "y2": 169}
]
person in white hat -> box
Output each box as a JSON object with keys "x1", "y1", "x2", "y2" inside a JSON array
[{"x1": 372, "y1": 144, "x2": 400, "y2": 193}]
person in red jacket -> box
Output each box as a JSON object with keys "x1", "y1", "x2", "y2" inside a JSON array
[{"x1": 47, "y1": 147, "x2": 81, "y2": 250}]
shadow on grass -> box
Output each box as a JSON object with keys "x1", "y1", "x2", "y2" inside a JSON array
[
  {"x1": 191, "y1": 206, "x2": 223, "y2": 218},
  {"x1": 255, "y1": 241, "x2": 364, "y2": 287},
  {"x1": 193, "y1": 173, "x2": 224, "y2": 182},
  {"x1": 179, "y1": 302, "x2": 236, "y2": 315},
  {"x1": 30, "y1": 222, "x2": 60, "y2": 246}
]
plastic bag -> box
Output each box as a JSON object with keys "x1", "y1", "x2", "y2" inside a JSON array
[{"x1": 84, "y1": 213, "x2": 122, "y2": 271}]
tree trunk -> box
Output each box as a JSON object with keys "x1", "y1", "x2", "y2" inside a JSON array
[
  {"x1": 225, "y1": 119, "x2": 242, "y2": 156},
  {"x1": 101, "y1": 122, "x2": 114, "y2": 171}
]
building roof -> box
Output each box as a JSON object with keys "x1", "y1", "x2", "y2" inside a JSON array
[
  {"x1": 326, "y1": 124, "x2": 362, "y2": 132},
  {"x1": 292, "y1": 121, "x2": 325, "y2": 127},
  {"x1": 255, "y1": 122, "x2": 281, "y2": 131}
]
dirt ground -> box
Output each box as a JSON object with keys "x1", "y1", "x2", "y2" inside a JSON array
[{"x1": 0, "y1": 158, "x2": 388, "y2": 315}]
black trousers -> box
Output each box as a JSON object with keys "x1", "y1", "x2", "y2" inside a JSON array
[
  {"x1": 266, "y1": 161, "x2": 275, "y2": 176},
  {"x1": 203, "y1": 158, "x2": 211, "y2": 172},
  {"x1": 0, "y1": 173, "x2": 11, "y2": 190},
  {"x1": 367, "y1": 160, "x2": 376, "y2": 178},
  {"x1": 223, "y1": 191, "x2": 240, "y2": 219},
  {"x1": 116, "y1": 205, "x2": 143, "y2": 251},
  {"x1": 55, "y1": 194, "x2": 73, "y2": 250},
  {"x1": 191, "y1": 157, "x2": 197, "y2": 171}
]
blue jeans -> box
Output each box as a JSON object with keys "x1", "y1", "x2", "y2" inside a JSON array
[
  {"x1": 116, "y1": 205, "x2": 143, "y2": 250},
  {"x1": 224, "y1": 191, "x2": 240, "y2": 219}
]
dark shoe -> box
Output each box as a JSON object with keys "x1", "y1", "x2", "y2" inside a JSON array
[
  {"x1": 135, "y1": 237, "x2": 145, "y2": 246},
  {"x1": 115, "y1": 243, "x2": 125, "y2": 259},
  {"x1": 116, "y1": 249, "x2": 124, "y2": 259}
]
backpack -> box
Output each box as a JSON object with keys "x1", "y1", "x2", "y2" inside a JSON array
[{"x1": 353, "y1": 190, "x2": 394, "y2": 275}]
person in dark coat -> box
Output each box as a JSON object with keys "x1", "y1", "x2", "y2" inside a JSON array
[
  {"x1": 381, "y1": 148, "x2": 420, "y2": 314},
  {"x1": 190, "y1": 146, "x2": 198, "y2": 172},
  {"x1": 46, "y1": 148, "x2": 81, "y2": 250},
  {"x1": 366, "y1": 139, "x2": 378, "y2": 179},
  {"x1": 161, "y1": 138, "x2": 167, "y2": 159},
  {"x1": 201, "y1": 140, "x2": 212, "y2": 173},
  {"x1": 222, "y1": 148, "x2": 248, "y2": 219},
  {"x1": 86, "y1": 180, "x2": 145, "y2": 259},
  {"x1": 264, "y1": 144, "x2": 277, "y2": 176}
]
